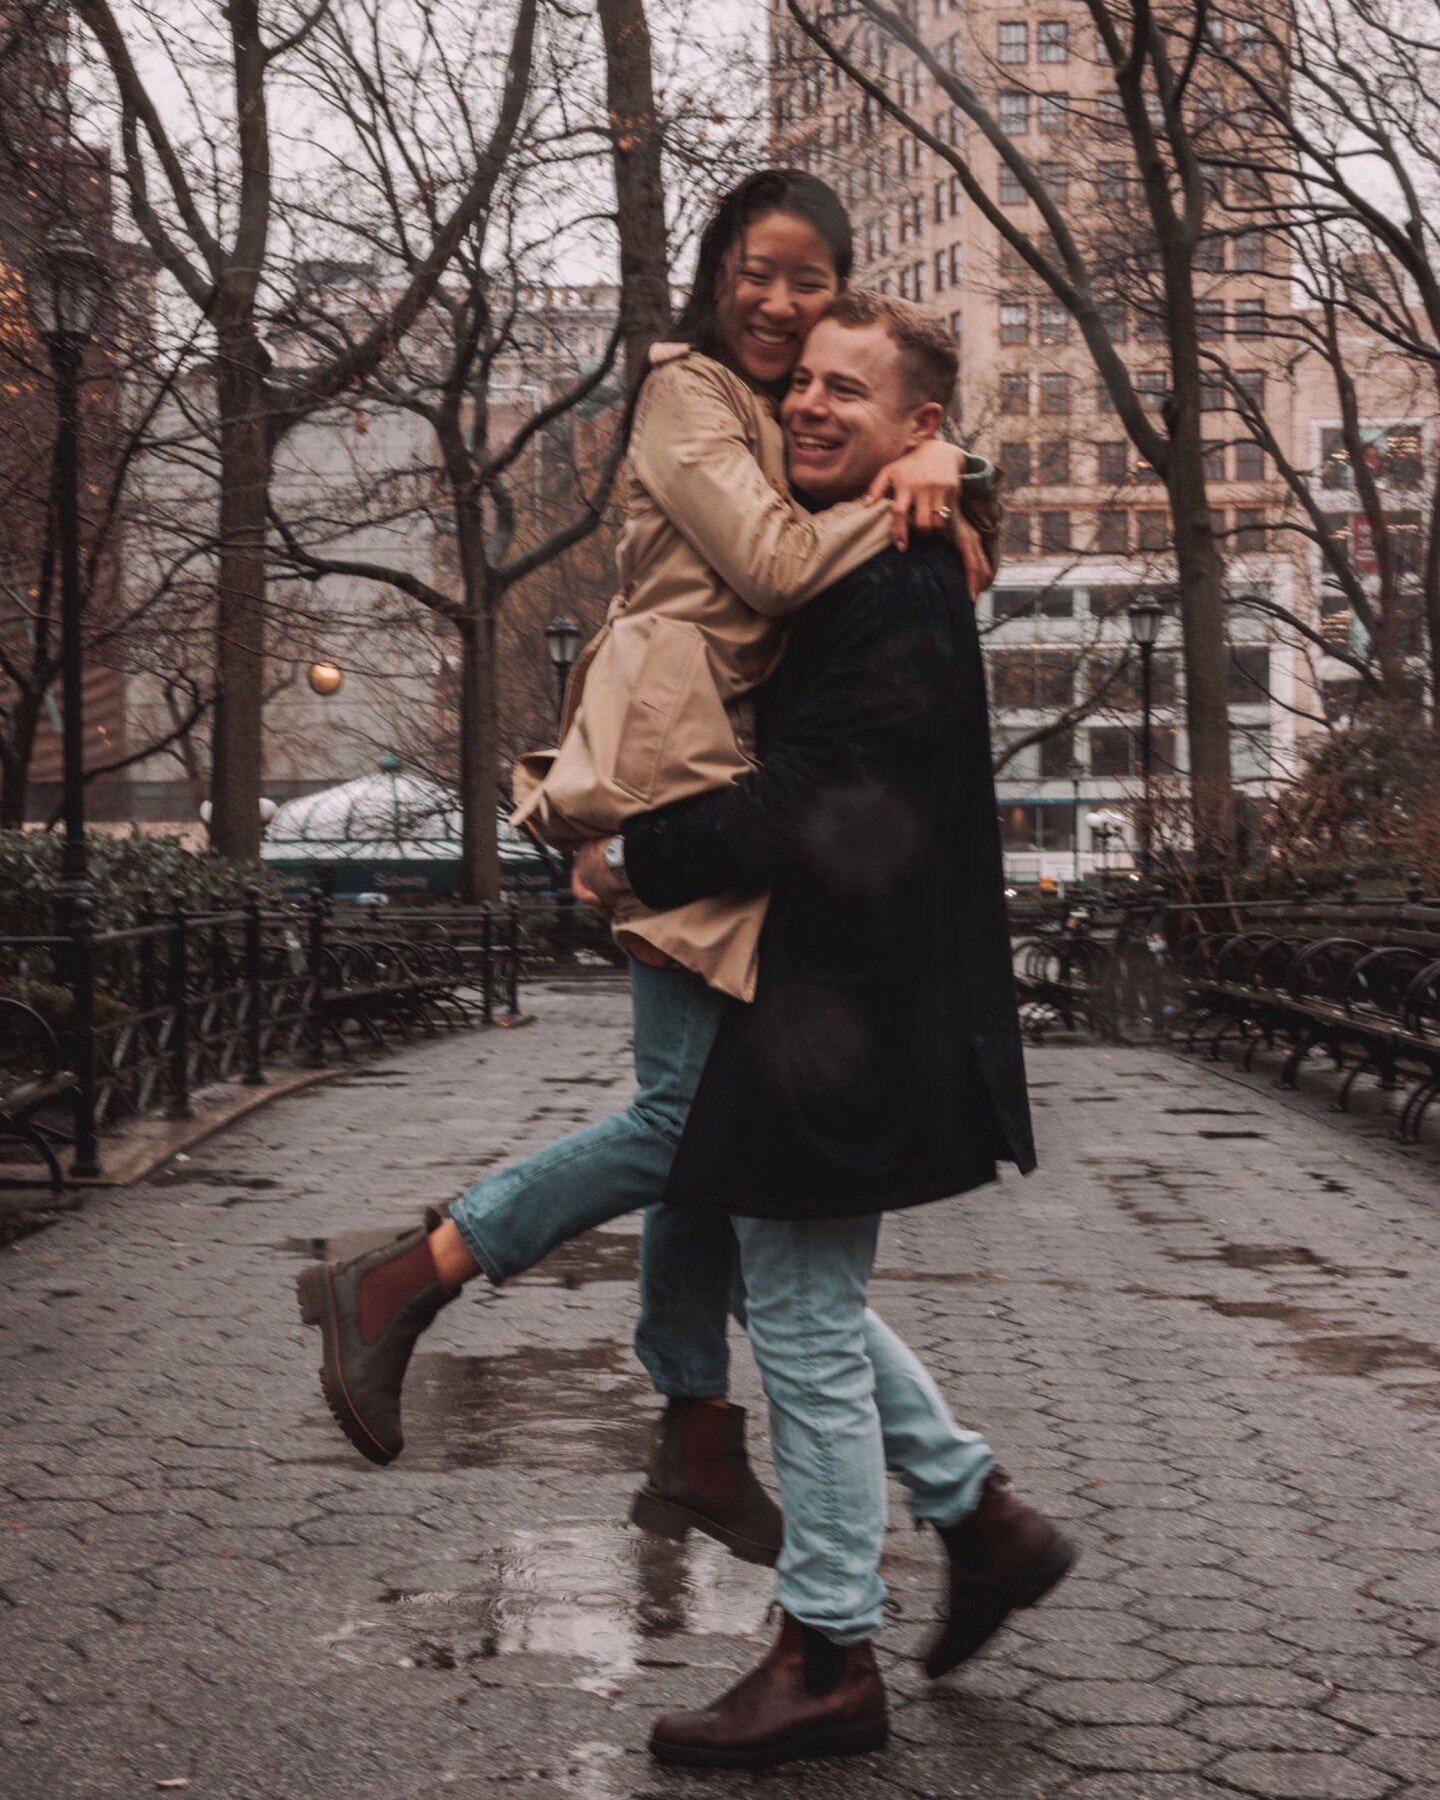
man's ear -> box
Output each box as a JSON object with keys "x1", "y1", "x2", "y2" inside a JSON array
[{"x1": 907, "y1": 400, "x2": 945, "y2": 447}]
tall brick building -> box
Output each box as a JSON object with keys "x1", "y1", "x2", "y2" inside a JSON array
[{"x1": 767, "y1": 0, "x2": 1426, "y2": 879}]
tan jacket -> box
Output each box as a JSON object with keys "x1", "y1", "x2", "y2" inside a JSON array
[{"x1": 512, "y1": 343, "x2": 895, "y2": 1002}]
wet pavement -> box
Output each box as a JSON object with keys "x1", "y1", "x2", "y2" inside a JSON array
[{"x1": 2, "y1": 972, "x2": 1439, "y2": 1798}]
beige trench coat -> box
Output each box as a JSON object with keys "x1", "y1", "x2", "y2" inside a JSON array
[{"x1": 511, "y1": 343, "x2": 895, "y2": 1002}]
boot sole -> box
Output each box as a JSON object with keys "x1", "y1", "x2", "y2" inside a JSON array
[
  {"x1": 924, "y1": 1536, "x2": 1079, "y2": 1680},
  {"x1": 630, "y1": 1487, "x2": 780, "y2": 1568},
  {"x1": 649, "y1": 1717, "x2": 888, "y2": 1769},
  {"x1": 295, "y1": 1264, "x2": 396, "y2": 1468}
]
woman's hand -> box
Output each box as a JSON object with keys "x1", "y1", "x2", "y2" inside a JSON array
[
  {"x1": 951, "y1": 513, "x2": 994, "y2": 604},
  {"x1": 865, "y1": 439, "x2": 964, "y2": 551}
]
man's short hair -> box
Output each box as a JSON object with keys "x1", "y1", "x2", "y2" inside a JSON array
[{"x1": 824, "y1": 289, "x2": 958, "y2": 410}]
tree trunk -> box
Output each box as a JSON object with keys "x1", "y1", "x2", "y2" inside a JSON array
[
  {"x1": 1166, "y1": 412, "x2": 1235, "y2": 869},
  {"x1": 209, "y1": 333, "x2": 272, "y2": 862},
  {"x1": 0, "y1": 689, "x2": 42, "y2": 829},
  {"x1": 457, "y1": 602, "x2": 501, "y2": 905},
  {"x1": 597, "y1": 0, "x2": 671, "y2": 384}
]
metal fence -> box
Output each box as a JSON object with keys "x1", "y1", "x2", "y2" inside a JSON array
[{"x1": 0, "y1": 890, "x2": 526, "y2": 1185}]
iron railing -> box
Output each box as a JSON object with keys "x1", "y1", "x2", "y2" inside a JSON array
[{"x1": 0, "y1": 890, "x2": 526, "y2": 1185}]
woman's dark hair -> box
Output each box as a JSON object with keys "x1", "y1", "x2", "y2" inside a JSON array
[{"x1": 670, "y1": 168, "x2": 852, "y2": 368}]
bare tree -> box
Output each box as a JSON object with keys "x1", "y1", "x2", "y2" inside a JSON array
[
  {"x1": 781, "y1": 0, "x2": 1251, "y2": 862},
  {"x1": 72, "y1": 0, "x2": 540, "y2": 860}
]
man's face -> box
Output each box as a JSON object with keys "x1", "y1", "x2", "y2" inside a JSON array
[{"x1": 780, "y1": 319, "x2": 940, "y2": 504}]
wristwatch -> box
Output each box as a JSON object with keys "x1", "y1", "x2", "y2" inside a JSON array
[{"x1": 602, "y1": 834, "x2": 628, "y2": 882}]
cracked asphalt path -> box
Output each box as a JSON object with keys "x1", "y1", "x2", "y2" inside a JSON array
[{"x1": 2, "y1": 973, "x2": 1438, "y2": 1798}]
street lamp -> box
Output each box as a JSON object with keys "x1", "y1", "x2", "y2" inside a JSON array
[
  {"x1": 308, "y1": 660, "x2": 344, "y2": 696},
  {"x1": 1128, "y1": 595, "x2": 1164, "y2": 876},
  {"x1": 26, "y1": 227, "x2": 108, "y2": 906},
  {"x1": 544, "y1": 615, "x2": 581, "y2": 730},
  {"x1": 1086, "y1": 808, "x2": 1127, "y2": 877}
]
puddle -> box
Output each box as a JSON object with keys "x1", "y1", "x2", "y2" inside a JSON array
[
  {"x1": 396, "y1": 1346, "x2": 654, "y2": 1473},
  {"x1": 274, "y1": 1227, "x2": 640, "y2": 1291},
  {"x1": 1307, "y1": 1171, "x2": 1354, "y2": 1196},
  {"x1": 273, "y1": 1228, "x2": 410, "y2": 1262},
  {"x1": 1196, "y1": 1129, "x2": 1268, "y2": 1140},
  {"x1": 1166, "y1": 1243, "x2": 1408, "y2": 1280},
  {"x1": 1070, "y1": 1094, "x2": 1121, "y2": 1103},
  {"x1": 1161, "y1": 1107, "x2": 1264, "y2": 1117},
  {"x1": 156, "y1": 1169, "x2": 280, "y2": 1190},
  {"x1": 1288, "y1": 1333, "x2": 1440, "y2": 1378},
  {"x1": 513, "y1": 1231, "x2": 641, "y2": 1290},
  {"x1": 325, "y1": 1523, "x2": 766, "y2": 1678}
]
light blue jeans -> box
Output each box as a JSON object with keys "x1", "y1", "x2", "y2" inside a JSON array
[{"x1": 450, "y1": 960, "x2": 994, "y2": 1641}]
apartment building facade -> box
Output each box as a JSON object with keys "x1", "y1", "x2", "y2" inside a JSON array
[{"x1": 766, "y1": 0, "x2": 1364, "y2": 881}]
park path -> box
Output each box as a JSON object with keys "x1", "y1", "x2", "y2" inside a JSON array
[{"x1": 2, "y1": 972, "x2": 1438, "y2": 1799}]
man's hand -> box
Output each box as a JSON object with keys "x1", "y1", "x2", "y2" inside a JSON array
[
  {"x1": 572, "y1": 838, "x2": 630, "y2": 912},
  {"x1": 952, "y1": 513, "x2": 994, "y2": 603}
]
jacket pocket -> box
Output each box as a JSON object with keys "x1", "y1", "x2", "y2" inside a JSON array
[{"x1": 612, "y1": 616, "x2": 713, "y2": 805}]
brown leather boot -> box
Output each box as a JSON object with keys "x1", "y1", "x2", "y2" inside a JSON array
[
  {"x1": 630, "y1": 1400, "x2": 783, "y2": 1567},
  {"x1": 649, "y1": 1611, "x2": 887, "y2": 1769},
  {"x1": 923, "y1": 1468, "x2": 1078, "y2": 1678},
  {"x1": 295, "y1": 1210, "x2": 457, "y2": 1466}
]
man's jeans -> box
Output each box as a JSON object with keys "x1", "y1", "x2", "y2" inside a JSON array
[{"x1": 450, "y1": 960, "x2": 994, "y2": 1640}]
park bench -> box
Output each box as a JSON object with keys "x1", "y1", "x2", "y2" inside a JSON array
[
  {"x1": 1174, "y1": 902, "x2": 1440, "y2": 1141},
  {"x1": 0, "y1": 998, "x2": 78, "y2": 1191}
]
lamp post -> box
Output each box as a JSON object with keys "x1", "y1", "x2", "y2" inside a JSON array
[
  {"x1": 27, "y1": 227, "x2": 108, "y2": 909},
  {"x1": 544, "y1": 615, "x2": 581, "y2": 731},
  {"x1": 543, "y1": 616, "x2": 582, "y2": 962},
  {"x1": 1127, "y1": 596, "x2": 1164, "y2": 877}
]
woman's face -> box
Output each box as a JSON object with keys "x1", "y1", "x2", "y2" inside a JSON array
[{"x1": 714, "y1": 210, "x2": 841, "y2": 387}]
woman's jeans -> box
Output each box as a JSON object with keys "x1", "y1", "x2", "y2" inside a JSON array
[{"x1": 449, "y1": 959, "x2": 994, "y2": 1641}]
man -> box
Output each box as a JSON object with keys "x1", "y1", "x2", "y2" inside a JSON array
[{"x1": 297, "y1": 290, "x2": 1073, "y2": 1770}]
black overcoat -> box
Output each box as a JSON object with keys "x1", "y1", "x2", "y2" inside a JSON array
[{"x1": 623, "y1": 539, "x2": 1036, "y2": 1221}]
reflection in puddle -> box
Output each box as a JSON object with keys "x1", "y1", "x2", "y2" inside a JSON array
[
  {"x1": 401, "y1": 1345, "x2": 654, "y2": 1473},
  {"x1": 273, "y1": 1226, "x2": 640, "y2": 1291},
  {"x1": 332, "y1": 1523, "x2": 767, "y2": 1682}
]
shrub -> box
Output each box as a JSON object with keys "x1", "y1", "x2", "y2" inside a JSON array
[{"x1": 0, "y1": 831, "x2": 283, "y2": 940}]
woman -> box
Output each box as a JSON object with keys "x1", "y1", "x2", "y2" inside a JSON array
[
  {"x1": 297, "y1": 171, "x2": 1020, "y2": 1766},
  {"x1": 512, "y1": 166, "x2": 999, "y2": 1002}
]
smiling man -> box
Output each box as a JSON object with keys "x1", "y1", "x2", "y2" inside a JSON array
[{"x1": 568, "y1": 289, "x2": 1067, "y2": 1770}]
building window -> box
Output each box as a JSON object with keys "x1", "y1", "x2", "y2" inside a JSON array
[
  {"x1": 1039, "y1": 728, "x2": 1077, "y2": 781},
  {"x1": 913, "y1": 259, "x2": 927, "y2": 301},
  {"x1": 1098, "y1": 298, "x2": 1127, "y2": 343},
  {"x1": 1136, "y1": 510, "x2": 1170, "y2": 551},
  {"x1": 1233, "y1": 508, "x2": 1267, "y2": 552},
  {"x1": 1002, "y1": 440, "x2": 1033, "y2": 487},
  {"x1": 1096, "y1": 509, "x2": 1129, "y2": 553},
  {"x1": 999, "y1": 166, "x2": 1025, "y2": 204},
  {"x1": 1194, "y1": 234, "x2": 1225, "y2": 273},
  {"x1": 1003, "y1": 510, "x2": 1033, "y2": 554},
  {"x1": 1234, "y1": 440, "x2": 1266, "y2": 481},
  {"x1": 999, "y1": 20, "x2": 1028, "y2": 63},
  {"x1": 1038, "y1": 302, "x2": 1070, "y2": 344},
  {"x1": 1233, "y1": 231, "x2": 1264, "y2": 273},
  {"x1": 1000, "y1": 372, "x2": 1030, "y2": 413},
  {"x1": 950, "y1": 309, "x2": 964, "y2": 346},
  {"x1": 989, "y1": 647, "x2": 1076, "y2": 706},
  {"x1": 934, "y1": 249, "x2": 948, "y2": 294},
  {"x1": 1228, "y1": 646, "x2": 1271, "y2": 703},
  {"x1": 998, "y1": 238, "x2": 1028, "y2": 277},
  {"x1": 1039, "y1": 372, "x2": 1070, "y2": 414},
  {"x1": 1000, "y1": 301, "x2": 1031, "y2": 344},
  {"x1": 1233, "y1": 298, "x2": 1265, "y2": 337},
  {"x1": 1203, "y1": 440, "x2": 1225, "y2": 480},
  {"x1": 1234, "y1": 369, "x2": 1266, "y2": 410},
  {"x1": 1038, "y1": 19, "x2": 1069, "y2": 60},
  {"x1": 950, "y1": 241, "x2": 964, "y2": 284},
  {"x1": 1196, "y1": 302, "x2": 1224, "y2": 339},
  {"x1": 1038, "y1": 93, "x2": 1067, "y2": 133},
  {"x1": 1038, "y1": 160, "x2": 1069, "y2": 202},
  {"x1": 934, "y1": 179, "x2": 948, "y2": 224},
  {"x1": 999, "y1": 90, "x2": 1029, "y2": 133},
  {"x1": 1040, "y1": 509, "x2": 1073, "y2": 552},
  {"x1": 1097, "y1": 440, "x2": 1129, "y2": 485},
  {"x1": 1038, "y1": 438, "x2": 1070, "y2": 484}
]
